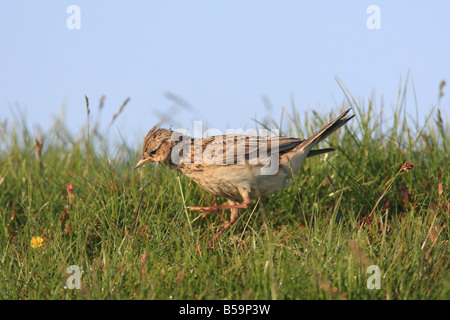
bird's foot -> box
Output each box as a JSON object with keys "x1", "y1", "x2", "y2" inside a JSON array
[
  {"x1": 187, "y1": 204, "x2": 250, "y2": 212},
  {"x1": 188, "y1": 202, "x2": 252, "y2": 239}
]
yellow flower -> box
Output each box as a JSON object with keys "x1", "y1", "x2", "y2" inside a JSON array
[{"x1": 31, "y1": 236, "x2": 44, "y2": 248}]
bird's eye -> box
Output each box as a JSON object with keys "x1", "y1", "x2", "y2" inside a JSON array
[{"x1": 148, "y1": 150, "x2": 157, "y2": 157}]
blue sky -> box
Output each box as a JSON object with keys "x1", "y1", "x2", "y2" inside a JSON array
[{"x1": 1, "y1": 1, "x2": 449, "y2": 145}]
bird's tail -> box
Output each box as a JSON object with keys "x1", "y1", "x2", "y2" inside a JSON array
[{"x1": 282, "y1": 108, "x2": 354, "y2": 174}]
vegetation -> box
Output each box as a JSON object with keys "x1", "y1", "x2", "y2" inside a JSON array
[{"x1": 0, "y1": 82, "x2": 448, "y2": 300}]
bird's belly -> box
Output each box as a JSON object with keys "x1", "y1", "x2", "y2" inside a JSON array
[{"x1": 179, "y1": 164, "x2": 288, "y2": 202}]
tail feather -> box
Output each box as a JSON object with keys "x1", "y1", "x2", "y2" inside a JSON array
[
  {"x1": 306, "y1": 148, "x2": 335, "y2": 158},
  {"x1": 298, "y1": 108, "x2": 354, "y2": 150},
  {"x1": 282, "y1": 108, "x2": 353, "y2": 174}
]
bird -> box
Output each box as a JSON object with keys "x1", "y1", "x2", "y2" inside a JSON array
[{"x1": 135, "y1": 108, "x2": 354, "y2": 236}]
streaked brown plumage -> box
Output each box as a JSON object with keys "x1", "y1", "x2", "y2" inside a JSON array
[{"x1": 135, "y1": 109, "x2": 354, "y2": 236}]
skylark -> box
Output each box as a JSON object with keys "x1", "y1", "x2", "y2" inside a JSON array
[{"x1": 135, "y1": 109, "x2": 354, "y2": 236}]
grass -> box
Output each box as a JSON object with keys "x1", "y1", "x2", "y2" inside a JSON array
[{"x1": 0, "y1": 82, "x2": 448, "y2": 300}]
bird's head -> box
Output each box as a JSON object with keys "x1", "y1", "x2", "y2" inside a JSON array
[{"x1": 135, "y1": 126, "x2": 174, "y2": 169}]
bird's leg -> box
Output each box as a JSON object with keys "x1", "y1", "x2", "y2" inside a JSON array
[
  {"x1": 189, "y1": 201, "x2": 245, "y2": 238},
  {"x1": 189, "y1": 203, "x2": 247, "y2": 224},
  {"x1": 187, "y1": 203, "x2": 249, "y2": 212},
  {"x1": 188, "y1": 201, "x2": 250, "y2": 232},
  {"x1": 188, "y1": 191, "x2": 252, "y2": 213},
  {"x1": 228, "y1": 191, "x2": 252, "y2": 222},
  {"x1": 213, "y1": 200, "x2": 241, "y2": 238},
  {"x1": 188, "y1": 191, "x2": 252, "y2": 238},
  {"x1": 215, "y1": 191, "x2": 252, "y2": 238}
]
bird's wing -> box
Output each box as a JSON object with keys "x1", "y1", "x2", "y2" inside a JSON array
[
  {"x1": 200, "y1": 135, "x2": 305, "y2": 165},
  {"x1": 173, "y1": 133, "x2": 334, "y2": 166}
]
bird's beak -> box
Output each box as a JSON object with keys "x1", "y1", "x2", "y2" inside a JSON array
[{"x1": 134, "y1": 158, "x2": 151, "y2": 169}]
